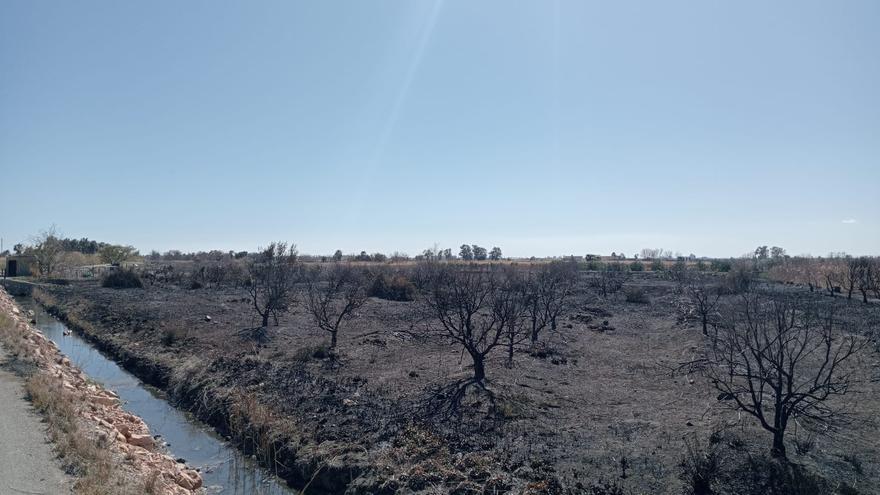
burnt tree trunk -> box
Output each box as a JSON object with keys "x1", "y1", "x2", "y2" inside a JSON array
[
  {"x1": 772, "y1": 430, "x2": 786, "y2": 458},
  {"x1": 471, "y1": 352, "x2": 486, "y2": 382}
]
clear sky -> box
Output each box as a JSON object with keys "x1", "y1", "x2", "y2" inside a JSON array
[{"x1": 1, "y1": 1, "x2": 878, "y2": 258}]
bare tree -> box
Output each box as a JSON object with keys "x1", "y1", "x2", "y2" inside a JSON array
[
  {"x1": 840, "y1": 257, "x2": 864, "y2": 301},
  {"x1": 304, "y1": 263, "x2": 368, "y2": 349},
  {"x1": 684, "y1": 281, "x2": 722, "y2": 336},
  {"x1": 640, "y1": 247, "x2": 662, "y2": 260},
  {"x1": 725, "y1": 261, "x2": 755, "y2": 294},
  {"x1": 590, "y1": 262, "x2": 629, "y2": 297},
  {"x1": 870, "y1": 259, "x2": 880, "y2": 300},
  {"x1": 823, "y1": 265, "x2": 841, "y2": 298},
  {"x1": 29, "y1": 225, "x2": 64, "y2": 277},
  {"x1": 246, "y1": 242, "x2": 301, "y2": 328},
  {"x1": 818, "y1": 258, "x2": 849, "y2": 298},
  {"x1": 854, "y1": 257, "x2": 875, "y2": 304},
  {"x1": 706, "y1": 293, "x2": 865, "y2": 458},
  {"x1": 496, "y1": 269, "x2": 530, "y2": 366},
  {"x1": 525, "y1": 261, "x2": 577, "y2": 344},
  {"x1": 668, "y1": 258, "x2": 692, "y2": 292},
  {"x1": 420, "y1": 264, "x2": 518, "y2": 382},
  {"x1": 800, "y1": 258, "x2": 820, "y2": 293}
]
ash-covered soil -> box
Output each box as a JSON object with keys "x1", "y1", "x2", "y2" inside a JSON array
[{"x1": 36, "y1": 272, "x2": 880, "y2": 494}]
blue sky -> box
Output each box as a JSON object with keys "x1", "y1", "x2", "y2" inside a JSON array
[{"x1": 1, "y1": 1, "x2": 878, "y2": 257}]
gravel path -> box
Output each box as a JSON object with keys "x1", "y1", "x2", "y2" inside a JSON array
[{"x1": 0, "y1": 344, "x2": 72, "y2": 495}]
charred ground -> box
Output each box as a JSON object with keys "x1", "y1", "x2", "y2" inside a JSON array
[{"x1": 32, "y1": 266, "x2": 880, "y2": 494}]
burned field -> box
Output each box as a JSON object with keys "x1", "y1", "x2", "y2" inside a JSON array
[{"x1": 32, "y1": 264, "x2": 880, "y2": 494}]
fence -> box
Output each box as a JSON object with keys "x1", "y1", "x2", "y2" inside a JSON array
[{"x1": 62, "y1": 264, "x2": 115, "y2": 280}]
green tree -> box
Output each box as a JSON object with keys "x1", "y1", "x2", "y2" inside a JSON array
[
  {"x1": 100, "y1": 244, "x2": 139, "y2": 265},
  {"x1": 770, "y1": 246, "x2": 786, "y2": 259},
  {"x1": 754, "y1": 245, "x2": 769, "y2": 259},
  {"x1": 472, "y1": 245, "x2": 488, "y2": 261},
  {"x1": 489, "y1": 246, "x2": 502, "y2": 260},
  {"x1": 459, "y1": 244, "x2": 474, "y2": 261}
]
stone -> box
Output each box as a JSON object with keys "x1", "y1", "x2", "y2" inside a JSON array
[
  {"x1": 91, "y1": 394, "x2": 118, "y2": 407},
  {"x1": 174, "y1": 470, "x2": 202, "y2": 490},
  {"x1": 128, "y1": 433, "x2": 155, "y2": 449}
]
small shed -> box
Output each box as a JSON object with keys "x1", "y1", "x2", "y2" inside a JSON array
[{"x1": 4, "y1": 255, "x2": 36, "y2": 277}]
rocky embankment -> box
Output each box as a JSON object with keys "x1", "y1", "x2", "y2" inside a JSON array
[{"x1": 0, "y1": 288, "x2": 202, "y2": 494}]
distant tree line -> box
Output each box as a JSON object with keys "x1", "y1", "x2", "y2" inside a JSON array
[
  {"x1": 317, "y1": 244, "x2": 504, "y2": 263},
  {"x1": 59, "y1": 237, "x2": 109, "y2": 254}
]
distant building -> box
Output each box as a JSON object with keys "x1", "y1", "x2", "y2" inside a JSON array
[{"x1": 4, "y1": 255, "x2": 35, "y2": 277}]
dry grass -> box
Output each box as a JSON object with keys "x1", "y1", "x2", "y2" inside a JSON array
[
  {"x1": 26, "y1": 373, "x2": 115, "y2": 493},
  {"x1": 0, "y1": 306, "x2": 152, "y2": 495},
  {"x1": 229, "y1": 390, "x2": 286, "y2": 466},
  {"x1": 0, "y1": 313, "x2": 29, "y2": 355}
]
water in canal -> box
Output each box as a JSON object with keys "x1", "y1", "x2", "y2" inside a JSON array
[{"x1": 15, "y1": 297, "x2": 297, "y2": 495}]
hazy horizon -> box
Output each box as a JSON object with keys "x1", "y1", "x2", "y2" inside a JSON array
[
  {"x1": 0, "y1": 228, "x2": 874, "y2": 260},
  {"x1": 2, "y1": 1, "x2": 878, "y2": 258}
]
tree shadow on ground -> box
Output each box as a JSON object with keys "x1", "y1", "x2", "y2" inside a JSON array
[
  {"x1": 419, "y1": 378, "x2": 501, "y2": 423},
  {"x1": 237, "y1": 326, "x2": 272, "y2": 346}
]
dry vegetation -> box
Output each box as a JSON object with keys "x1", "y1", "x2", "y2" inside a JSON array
[
  {"x1": 0, "y1": 293, "x2": 202, "y2": 495},
  {"x1": 0, "y1": 312, "x2": 157, "y2": 494}
]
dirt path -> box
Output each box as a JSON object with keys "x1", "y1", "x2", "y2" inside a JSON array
[{"x1": 0, "y1": 343, "x2": 72, "y2": 495}]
